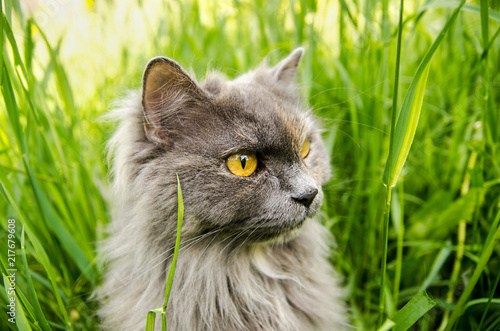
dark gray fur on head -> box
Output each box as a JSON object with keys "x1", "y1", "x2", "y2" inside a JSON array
[{"x1": 97, "y1": 48, "x2": 347, "y2": 330}]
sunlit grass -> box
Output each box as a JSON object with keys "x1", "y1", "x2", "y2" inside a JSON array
[{"x1": 1, "y1": 0, "x2": 499, "y2": 330}]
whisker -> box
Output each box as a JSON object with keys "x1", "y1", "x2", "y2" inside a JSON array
[
  {"x1": 322, "y1": 118, "x2": 388, "y2": 135},
  {"x1": 335, "y1": 128, "x2": 361, "y2": 149},
  {"x1": 308, "y1": 81, "x2": 383, "y2": 101},
  {"x1": 126, "y1": 228, "x2": 222, "y2": 278},
  {"x1": 229, "y1": 221, "x2": 269, "y2": 260},
  {"x1": 213, "y1": 228, "x2": 250, "y2": 262},
  {"x1": 102, "y1": 228, "x2": 224, "y2": 297}
]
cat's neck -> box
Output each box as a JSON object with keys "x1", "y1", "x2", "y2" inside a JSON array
[{"x1": 161, "y1": 219, "x2": 346, "y2": 331}]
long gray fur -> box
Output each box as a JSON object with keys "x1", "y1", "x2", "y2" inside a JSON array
[{"x1": 97, "y1": 48, "x2": 346, "y2": 330}]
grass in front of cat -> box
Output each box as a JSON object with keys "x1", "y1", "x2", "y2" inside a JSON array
[
  {"x1": 145, "y1": 175, "x2": 185, "y2": 331},
  {"x1": 1, "y1": 0, "x2": 499, "y2": 330}
]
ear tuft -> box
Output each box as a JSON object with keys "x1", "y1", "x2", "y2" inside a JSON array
[
  {"x1": 272, "y1": 47, "x2": 305, "y2": 84},
  {"x1": 142, "y1": 57, "x2": 206, "y2": 145}
]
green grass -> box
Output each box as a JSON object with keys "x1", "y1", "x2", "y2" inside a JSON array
[
  {"x1": 1, "y1": 0, "x2": 499, "y2": 330},
  {"x1": 146, "y1": 175, "x2": 184, "y2": 331}
]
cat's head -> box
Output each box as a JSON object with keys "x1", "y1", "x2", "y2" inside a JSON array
[{"x1": 135, "y1": 48, "x2": 330, "y2": 243}]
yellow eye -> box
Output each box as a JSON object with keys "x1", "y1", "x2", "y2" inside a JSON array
[
  {"x1": 226, "y1": 152, "x2": 258, "y2": 177},
  {"x1": 301, "y1": 139, "x2": 310, "y2": 158}
]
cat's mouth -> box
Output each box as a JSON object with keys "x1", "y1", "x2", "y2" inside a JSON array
[
  {"x1": 221, "y1": 207, "x2": 313, "y2": 243},
  {"x1": 244, "y1": 216, "x2": 308, "y2": 243}
]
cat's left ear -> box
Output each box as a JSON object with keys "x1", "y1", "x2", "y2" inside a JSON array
[
  {"x1": 271, "y1": 47, "x2": 305, "y2": 84},
  {"x1": 141, "y1": 56, "x2": 207, "y2": 145}
]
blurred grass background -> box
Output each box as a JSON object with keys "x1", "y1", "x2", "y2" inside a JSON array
[{"x1": 0, "y1": 0, "x2": 499, "y2": 329}]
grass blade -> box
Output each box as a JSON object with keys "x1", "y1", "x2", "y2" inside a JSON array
[
  {"x1": 388, "y1": 0, "x2": 405, "y2": 163},
  {"x1": 377, "y1": 319, "x2": 396, "y2": 331},
  {"x1": 145, "y1": 308, "x2": 162, "y2": 331},
  {"x1": 420, "y1": 244, "x2": 452, "y2": 291},
  {"x1": 12, "y1": 293, "x2": 32, "y2": 331},
  {"x1": 3, "y1": 274, "x2": 33, "y2": 331},
  {"x1": 1, "y1": 62, "x2": 24, "y2": 153},
  {"x1": 480, "y1": 0, "x2": 490, "y2": 48},
  {"x1": 2, "y1": 13, "x2": 28, "y2": 81},
  {"x1": 419, "y1": 2, "x2": 500, "y2": 22},
  {"x1": 20, "y1": 227, "x2": 52, "y2": 331},
  {"x1": 383, "y1": 0, "x2": 466, "y2": 188},
  {"x1": 382, "y1": 61, "x2": 430, "y2": 188},
  {"x1": 163, "y1": 175, "x2": 184, "y2": 309},
  {"x1": 478, "y1": 269, "x2": 500, "y2": 329},
  {"x1": 392, "y1": 290, "x2": 436, "y2": 331}
]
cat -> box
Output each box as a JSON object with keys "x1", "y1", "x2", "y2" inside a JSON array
[{"x1": 97, "y1": 48, "x2": 346, "y2": 330}]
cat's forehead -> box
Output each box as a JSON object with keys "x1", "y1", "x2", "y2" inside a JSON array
[{"x1": 212, "y1": 80, "x2": 314, "y2": 151}]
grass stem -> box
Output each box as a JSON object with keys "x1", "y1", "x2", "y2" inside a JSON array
[
  {"x1": 378, "y1": 186, "x2": 392, "y2": 326},
  {"x1": 393, "y1": 181, "x2": 404, "y2": 309},
  {"x1": 390, "y1": 0, "x2": 405, "y2": 145},
  {"x1": 379, "y1": 0, "x2": 404, "y2": 325},
  {"x1": 161, "y1": 175, "x2": 184, "y2": 329}
]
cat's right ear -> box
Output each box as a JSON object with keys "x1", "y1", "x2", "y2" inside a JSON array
[
  {"x1": 142, "y1": 57, "x2": 207, "y2": 145},
  {"x1": 270, "y1": 47, "x2": 305, "y2": 85}
]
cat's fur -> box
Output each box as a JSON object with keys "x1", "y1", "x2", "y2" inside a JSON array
[{"x1": 98, "y1": 48, "x2": 346, "y2": 330}]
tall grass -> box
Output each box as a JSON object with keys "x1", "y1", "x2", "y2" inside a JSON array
[
  {"x1": 1, "y1": 0, "x2": 499, "y2": 330},
  {"x1": 379, "y1": 0, "x2": 465, "y2": 325}
]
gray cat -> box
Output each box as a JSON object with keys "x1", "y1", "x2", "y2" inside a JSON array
[{"x1": 98, "y1": 48, "x2": 346, "y2": 330}]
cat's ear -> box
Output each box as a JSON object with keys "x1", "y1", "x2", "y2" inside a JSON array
[
  {"x1": 142, "y1": 56, "x2": 207, "y2": 145},
  {"x1": 271, "y1": 47, "x2": 305, "y2": 84}
]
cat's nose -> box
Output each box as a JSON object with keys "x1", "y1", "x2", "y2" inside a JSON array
[{"x1": 292, "y1": 187, "x2": 318, "y2": 207}]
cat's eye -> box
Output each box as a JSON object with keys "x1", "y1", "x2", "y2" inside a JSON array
[
  {"x1": 301, "y1": 139, "x2": 310, "y2": 158},
  {"x1": 226, "y1": 152, "x2": 258, "y2": 177}
]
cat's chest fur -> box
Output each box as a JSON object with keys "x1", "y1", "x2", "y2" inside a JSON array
[
  {"x1": 165, "y1": 220, "x2": 344, "y2": 331},
  {"x1": 98, "y1": 48, "x2": 346, "y2": 330}
]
